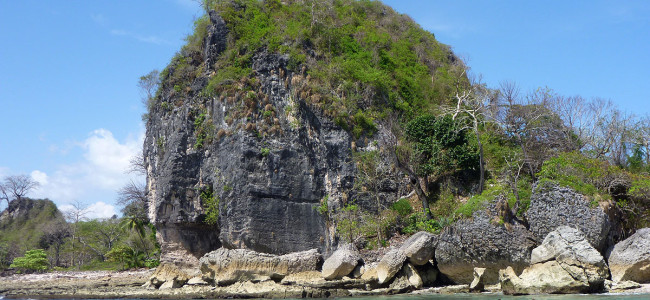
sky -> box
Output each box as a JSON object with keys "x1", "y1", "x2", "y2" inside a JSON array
[{"x1": 0, "y1": 0, "x2": 648, "y2": 218}]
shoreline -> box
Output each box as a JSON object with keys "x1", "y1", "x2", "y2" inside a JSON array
[{"x1": 2, "y1": 270, "x2": 650, "y2": 299}]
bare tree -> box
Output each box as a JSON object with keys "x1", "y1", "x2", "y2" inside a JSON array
[
  {"x1": 444, "y1": 73, "x2": 496, "y2": 193},
  {"x1": 63, "y1": 201, "x2": 89, "y2": 268},
  {"x1": 138, "y1": 69, "x2": 160, "y2": 109},
  {"x1": 128, "y1": 152, "x2": 147, "y2": 176},
  {"x1": 40, "y1": 221, "x2": 71, "y2": 267},
  {"x1": 0, "y1": 174, "x2": 39, "y2": 204},
  {"x1": 117, "y1": 181, "x2": 148, "y2": 222}
]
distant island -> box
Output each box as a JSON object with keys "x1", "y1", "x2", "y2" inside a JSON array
[{"x1": 2, "y1": 0, "x2": 650, "y2": 298}]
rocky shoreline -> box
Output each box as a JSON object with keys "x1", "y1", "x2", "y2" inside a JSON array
[
  {"x1": 1, "y1": 269, "x2": 649, "y2": 299},
  {"x1": 4, "y1": 226, "x2": 649, "y2": 299}
]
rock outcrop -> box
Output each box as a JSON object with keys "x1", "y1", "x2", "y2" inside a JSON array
[
  {"x1": 500, "y1": 226, "x2": 609, "y2": 295},
  {"x1": 608, "y1": 228, "x2": 650, "y2": 283},
  {"x1": 321, "y1": 243, "x2": 360, "y2": 280},
  {"x1": 399, "y1": 231, "x2": 436, "y2": 266},
  {"x1": 143, "y1": 9, "x2": 411, "y2": 267},
  {"x1": 199, "y1": 248, "x2": 321, "y2": 285},
  {"x1": 527, "y1": 183, "x2": 614, "y2": 252},
  {"x1": 435, "y1": 201, "x2": 536, "y2": 284},
  {"x1": 376, "y1": 247, "x2": 407, "y2": 284}
]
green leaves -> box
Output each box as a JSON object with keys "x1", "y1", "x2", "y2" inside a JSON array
[
  {"x1": 10, "y1": 249, "x2": 48, "y2": 272},
  {"x1": 405, "y1": 114, "x2": 479, "y2": 178}
]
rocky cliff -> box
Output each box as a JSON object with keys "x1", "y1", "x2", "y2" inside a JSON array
[{"x1": 143, "y1": 1, "x2": 453, "y2": 267}]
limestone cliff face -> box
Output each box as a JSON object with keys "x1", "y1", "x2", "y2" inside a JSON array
[{"x1": 143, "y1": 11, "x2": 409, "y2": 266}]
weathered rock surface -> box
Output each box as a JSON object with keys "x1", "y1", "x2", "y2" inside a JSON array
[
  {"x1": 435, "y1": 201, "x2": 536, "y2": 284},
  {"x1": 500, "y1": 226, "x2": 609, "y2": 295},
  {"x1": 608, "y1": 228, "x2": 650, "y2": 283},
  {"x1": 399, "y1": 231, "x2": 436, "y2": 266},
  {"x1": 403, "y1": 263, "x2": 423, "y2": 289},
  {"x1": 144, "y1": 263, "x2": 191, "y2": 289},
  {"x1": 143, "y1": 10, "x2": 410, "y2": 268},
  {"x1": 604, "y1": 279, "x2": 642, "y2": 292},
  {"x1": 199, "y1": 248, "x2": 321, "y2": 285},
  {"x1": 376, "y1": 248, "x2": 406, "y2": 284},
  {"x1": 469, "y1": 267, "x2": 486, "y2": 292},
  {"x1": 527, "y1": 183, "x2": 614, "y2": 252},
  {"x1": 415, "y1": 262, "x2": 438, "y2": 287},
  {"x1": 321, "y1": 243, "x2": 360, "y2": 280}
]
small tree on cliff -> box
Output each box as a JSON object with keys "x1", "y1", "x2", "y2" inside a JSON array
[{"x1": 395, "y1": 114, "x2": 479, "y2": 219}]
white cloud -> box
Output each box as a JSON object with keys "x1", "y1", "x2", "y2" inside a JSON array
[
  {"x1": 86, "y1": 201, "x2": 118, "y2": 219},
  {"x1": 110, "y1": 29, "x2": 170, "y2": 45},
  {"x1": 30, "y1": 170, "x2": 49, "y2": 185},
  {"x1": 31, "y1": 129, "x2": 144, "y2": 218}
]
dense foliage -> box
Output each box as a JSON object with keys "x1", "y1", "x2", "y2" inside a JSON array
[{"x1": 143, "y1": 0, "x2": 650, "y2": 248}]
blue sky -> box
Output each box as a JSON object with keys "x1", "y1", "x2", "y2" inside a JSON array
[{"x1": 0, "y1": 0, "x2": 648, "y2": 217}]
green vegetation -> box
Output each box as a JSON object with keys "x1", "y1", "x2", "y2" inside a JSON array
[
  {"x1": 139, "y1": 0, "x2": 650, "y2": 248},
  {"x1": 201, "y1": 186, "x2": 220, "y2": 226},
  {"x1": 10, "y1": 249, "x2": 48, "y2": 273}
]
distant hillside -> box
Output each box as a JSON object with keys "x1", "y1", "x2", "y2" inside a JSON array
[{"x1": 0, "y1": 198, "x2": 66, "y2": 267}]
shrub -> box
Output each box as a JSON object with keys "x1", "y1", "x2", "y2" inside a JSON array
[
  {"x1": 200, "y1": 186, "x2": 219, "y2": 226},
  {"x1": 391, "y1": 198, "x2": 413, "y2": 217},
  {"x1": 260, "y1": 147, "x2": 270, "y2": 157},
  {"x1": 10, "y1": 249, "x2": 48, "y2": 272}
]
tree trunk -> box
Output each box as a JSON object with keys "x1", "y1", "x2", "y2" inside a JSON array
[{"x1": 474, "y1": 120, "x2": 485, "y2": 193}]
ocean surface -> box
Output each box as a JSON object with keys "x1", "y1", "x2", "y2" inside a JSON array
[{"x1": 4, "y1": 294, "x2": 650, "y2": 300}]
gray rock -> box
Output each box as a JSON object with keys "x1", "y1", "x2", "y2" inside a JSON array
[
  {"x1": 399, "y1": 231, "x2": 436, "y2": 266},
  {"x1": 144, "y1": 18, "x2": 412, "y2": 267},
  {"x1": 321, "y1": 243, "x2": 360, "y2": 280},
  {"x1": 145, "y1": 263, "x2": 190, "y2": 289},
  {"x1": 199, "y1": 248, "x2": 321, "y2": 285},
  {"x1": 415, "y1": 262, "x2": 438, "y2": 287},
  {"x1": 376, "y1": 248, "x2": 406, "y2": 284},
  {"x1": 403, "y1": 263, "x2": 423, "y2": 289},
  {"x1": 435, "y1": 201, "x2": 536, "y2": 284},
  {"x1": 500, "y1": 226, "x2": 609, "y2": 295},
  {"x1": 527, "y1": 183, "x2": 614, "y2": 252},
  {"x1": 469, "y1": 267, "x2": 486, "y2": 292},
  {"x1": 604, "y1": 279, "x2": 642, "y2": 292},
  {"x1": 608, "y1": 228, "x2": 650, "y2": 283}
]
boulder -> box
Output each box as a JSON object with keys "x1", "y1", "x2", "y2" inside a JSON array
[
  {"x1": 500, "y1": 226, "x2": 609, "y2": 294},
  {"x1": 604, "y1": 279, "x2": 642, "y2": 292},
  {"x1": 403, "y1": 263, "x2": 423, "y2": 289},
  {"x1": 469, "y1": 267, "x2": 486, "y2": 292},
  {"x1": 527, "y1": 183, "x2": 614, "y2": 252},
  {"x1": 199, "y1": 248, "x2": 321, "y2": 285},
  {"x1": 144, "y1": 263, "x2": 191, "y2": 289},
  {"x1": 321, "y1": 243, "x2": 360, "y2": 280},
  {"x1": 414, "y1": 262, "x2": 438, "y2": 287},
  {"x1": 608, "y1": 228, "x2": 650, "y2": 283},
  {"x1": 435, "y1": 201, "x2": 536, "y2": 284},
  {"x1": 376, "y1": 248, "x2": 406, "y2": 284},
  {"x1": 399, "y1": 231, "x2": 436, "y2": 266},
  {"x1": 360, "y1": 262, "x2": 378, "y2": 282}
]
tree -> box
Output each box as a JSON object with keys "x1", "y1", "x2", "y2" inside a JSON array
[
  {"x1": 0, "y1": 174, "x2": 39, "y2": 204},
  {"x1": 63, "y1": 201, "x2": 88, "y2": 268},
  {"x1": 138, "y1": 69, "x2": 160, "y2": 109},
  {"x1": 445, "y1": 74, "x2": 497, "y2": 193},
  {"x1": 117, "y1": 181, "x2": 148, "y2": 222},
  {"x1": 353, "y1": 150, "x2": 389, "y2": 244},
  {"x1": 39, "y1": 221, "x2": 71, "y2": 267},
  {"x1": 10, "y1": 249, "x2": 49, "y2": 273},
  {"x1": 397, "y1": 114, "x2": 479, "y2": 219}
]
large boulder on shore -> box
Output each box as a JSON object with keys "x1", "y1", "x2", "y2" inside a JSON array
[
  {"x1": 376, "y1": 247, "x2": 407, "y2": 284},
  {"x1": 144, "y1": 263, "x2": 192, "y2": 289},
  {"x1": 199, "y1": 248, "x2": 321, "y2": 285},
  {"x1": 500, "y1": 226, "x2": 609, "y2": 295},
  {"x1": 321, "y1": 243, "x2": 360, "y2": 280},
  {"x1": 435, "y1": 200, "x2": 536, "y2": 284},
  {"x1": 608, "y1": 228, "x2": 650, "y2": 283},
  {"x1": 399, "y1": 231, "x2": 436, "y2": 266},
  {"x1": 527, "y1": 182, "x2": 614, "y2": 252}
]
